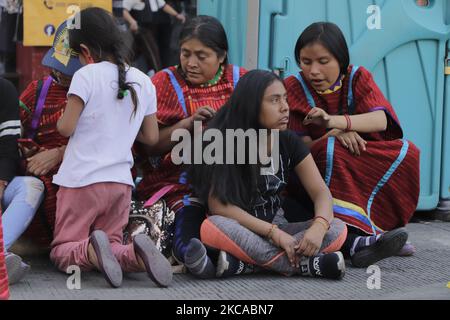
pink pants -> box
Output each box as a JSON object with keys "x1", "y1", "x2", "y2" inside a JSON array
[{"x1": 50, "y1": 183, "x2": 142, "y2": 273}]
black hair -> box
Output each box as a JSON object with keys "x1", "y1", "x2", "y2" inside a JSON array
[
  {"x1": 188, "y1": 70, "x2": 284, "y2": 211},
  {"x1": 294, "y1": 22, "x2": 350, "y2": 74},
  {"x1": 68, "y1": 7, "x2": 138, "y2": 114},
  {"x1": 179, "y1": 15, "x2": 229, "y2": 65}
]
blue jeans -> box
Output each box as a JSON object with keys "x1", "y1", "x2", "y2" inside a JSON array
[{"x1": 1, "y1": 177, "x2": 45, "y2": 251}]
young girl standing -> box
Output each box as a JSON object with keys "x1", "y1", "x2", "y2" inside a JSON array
[{"x1": 50, "y1": 8, "x2": 172, "y2": 288}]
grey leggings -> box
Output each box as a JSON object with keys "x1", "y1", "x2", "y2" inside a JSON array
[{"x1": 200, "y1": 211, "x2": 347, "y2": 276}]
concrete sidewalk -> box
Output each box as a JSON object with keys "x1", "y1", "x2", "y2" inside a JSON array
[{"x1": 8, "y1": 220, "x2": 450, "y2": 300}]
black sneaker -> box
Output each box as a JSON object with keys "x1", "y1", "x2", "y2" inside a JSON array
[
  {"x1": 301, "y1": 252, "x2": 346, "y2": 280},
  {"x1": 216, "y1": 251, "x2": 253, "y2": 278},
  {"x1": 351, "y1": 228, "x2": 408, "y2": 268}
]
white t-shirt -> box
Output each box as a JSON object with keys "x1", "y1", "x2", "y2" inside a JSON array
[
  {"x1": 53, "y1": 61, "x2": 157, "y2": 188},
  {"x1": 123, "y1": 0, "x2": 166, "y2": 12},
  {"x1": 0, "y1": 0, "x2": 21, "y2": 13}
]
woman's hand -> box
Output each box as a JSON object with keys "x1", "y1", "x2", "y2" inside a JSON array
[
  {"x1": 27, "y1": 148, "x2": 64, "y2": 176},
  {"x1": 327, "y1": 128, "x2": 343, "y2": 137},
  {"x1": 185, "y1": 106, "x2": 216, "y2": 130},
  {"x1": 295, "y1": 222, "x2": 327, "y2": 257},
  {"x1": 336, "y1": 131, "x2": 367, "y2": 156},
  {"x1": 272, "y1": 228, "x2": 300, "y2": 268},
  {"x1": 20, "y1": 146, "x2": 40, "y2": 158},
  {"x1": 303, "y1": 108, "x2": 331, "y2": 128}
]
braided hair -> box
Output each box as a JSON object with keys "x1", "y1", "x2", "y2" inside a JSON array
[{"x1": 68, "y1": 7, "x2": 138, "y2": 115}]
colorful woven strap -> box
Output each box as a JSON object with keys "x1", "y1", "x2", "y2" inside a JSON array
[{"x1": 28, "y1": 76, "x2": 53, "y2": 139}]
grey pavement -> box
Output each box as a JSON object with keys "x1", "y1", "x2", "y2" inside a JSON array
[{"x1": 8, "y1": 220, "x2": 450, "y2": 300}]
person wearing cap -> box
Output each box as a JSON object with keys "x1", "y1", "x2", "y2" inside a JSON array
[{"x1": 18, "y1": 21, "x2": 82, "y2": 249}]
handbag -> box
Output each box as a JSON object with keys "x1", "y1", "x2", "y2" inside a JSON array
[{"x1": 123, "y1": 186, "x2": 176, "y2": 258}]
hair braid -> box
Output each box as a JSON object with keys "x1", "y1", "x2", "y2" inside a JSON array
[{"x1": 115, "y1": 47, "x2": 138, "y2": 117}]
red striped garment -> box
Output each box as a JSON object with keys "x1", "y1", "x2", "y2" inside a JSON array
[
  {"x1": 285, "y1": 65, "x2": 420, "y2": 235},
  {"x1": 0, "y1": 210, "x2": 9, "y2": 300},
  {"x1": 19, "y1": 76, "x2": 69, "y2": 246},
  {"x1": 136, "y1": 65, "x2": 247, "y2": 212}
]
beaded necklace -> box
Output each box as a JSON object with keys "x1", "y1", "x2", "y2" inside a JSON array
[{"x1": 200, "y1": 65, "x2": 225, "y2": 88}]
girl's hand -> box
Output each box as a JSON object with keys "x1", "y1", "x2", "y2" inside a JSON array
[
  {"x1": 295, "y1": 223, "x2": 327, "y2": 257},
  {"x1": 303, "y1": 108, "x2": 331, "y2": 128},
  {"x1": 27, "y1": 148, "x2": 63, "y2": 176},
  {"x1": 272, "y1": 229, "x2": 299, "y2": 268},
  {"x1": 336, "y1": 131, "x2": 367, "y2": 156}
]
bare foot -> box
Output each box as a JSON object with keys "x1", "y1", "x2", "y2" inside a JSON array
[
  {"x1": 136, "y1": 251, "x2": 146, "y2": 272},
  {"x1": 88, "y1": 243, "x2": 100, "y2": 270}
]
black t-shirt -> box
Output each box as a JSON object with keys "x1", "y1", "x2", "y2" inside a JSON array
[
  {"x1": 251, "y1": 130, "x2": 310, "y2": 222},
  {"x1": 0, "y1": 77, "x2": 20, "y2": 182}
]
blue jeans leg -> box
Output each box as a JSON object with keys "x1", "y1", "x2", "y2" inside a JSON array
[{"x1": 1, "y1": 177, "x2": 45, "y2": 251}]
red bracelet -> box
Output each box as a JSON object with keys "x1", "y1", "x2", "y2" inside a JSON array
[
  {"x1": 344, "y1": 114, "x2": 352, "y2": 132},
  {"x1": 313, "y1": 216, "x2": 331, "y2": 230}
]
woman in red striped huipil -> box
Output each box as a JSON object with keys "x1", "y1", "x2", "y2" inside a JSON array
[
  {"x1": 18, "y1": 22, "x2": 82, "y2": 247},
  {"x1": 284, "y1": 22, "x2": 419, "y2": 268},
  {"x1": 135, "y1": 16, "x2": 247, "y2": 277},
  {"x1": 19, "y1": 77, "x2": 68, "y2": 247}
]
